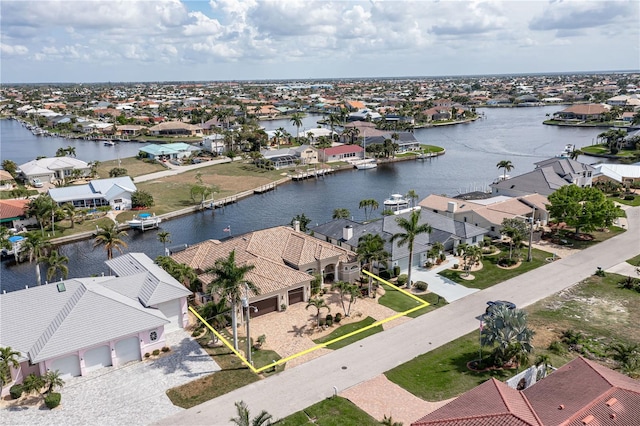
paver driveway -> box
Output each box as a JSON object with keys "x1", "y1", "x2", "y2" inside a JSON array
[{"x1": 0, "y1": 330, "x2": 220, "y2": 426}]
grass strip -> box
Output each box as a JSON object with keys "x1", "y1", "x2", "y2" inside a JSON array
[
  {"x1": 313, "y1": 316, "x2": 383, "y2": 350},
  {"x1": 275, "y1": 396, "x2": 380, "y2": 425}
]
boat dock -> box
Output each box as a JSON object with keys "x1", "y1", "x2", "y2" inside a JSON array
[
  {"x1": 254, "y1": 183, "x2": 277, "y2": 194},
  {"x1": 291, "y1": 168, "x2": 334, "y2": 181}
]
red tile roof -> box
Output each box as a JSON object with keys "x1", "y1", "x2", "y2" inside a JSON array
[
  {"x1": 0, "y1": 199, "x2": 30, "y2": 220},
  {"x1": 321, "y1": 145, "x2": 364, "y2": 155}
]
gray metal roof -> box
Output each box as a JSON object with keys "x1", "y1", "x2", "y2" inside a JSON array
[{"x1": 48, "y1": 176, "x2": 136, "y2": 203}]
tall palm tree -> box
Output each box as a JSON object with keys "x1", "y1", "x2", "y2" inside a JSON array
[
  {"x1": 496, "y1": 160, "x2": 514, "y2": 181},
  {"x1": 0, "y1": 346, "x2": 20, "y2": 393},
  {"x1": 390, "y1": 209, "x2": 432, "y2": 288},
  {"x1": 157, "y1": 230, "x2": 171, "y2": 254},
  {"x1": 357, "y1": 233, "x2": 389, "y2": 296},
  {"x1": 199, "y1": 299, "x2": 231, "y2": 344},
  {"x1": 93, "y1": 222, "x2": 128, "y2": 260},
  {"x1": 65, "y1": 146, "x2": 77, "y2": 157},
  {"x1": 230, "y1": 400, "x2": 273, "y2": 426},
  {"x1": 406, "y1": 189, "x2": 419, "y2": 208},
  {"x1": 306, "y1": 297, "x2": 330, "y2": 327},
  {"x1": 27, "y1": 194, "x2": 58, "y2": 237},
  {"x1": 61, "y1": 202, "x2": 77, "y2": 229},
  {"x1": 290, "y1": 112, "x2": 304, "y2": 141},
  {"x1": 40, "y1": 250, "x2": 69, "y2": 282},
  {"x1": 206, "y1": 250, "x2": 258, "y2": 351},
  {"x1": 358, "y1": 199, "x2": 379, "y2": 221},
  {"x1": 331, "y1": 281, "x2": 359, "y2": 316},
  {"x1": 21, "y1": 232, "x2": 50, "y2": 284}
]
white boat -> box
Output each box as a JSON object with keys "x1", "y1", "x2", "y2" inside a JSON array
[
  {"x1": 384, "y1": 193, "x2": 410, "y2": 209},
  {"x1": 556, "y1": 144, "x2": 575, "y2": 158},
  {"x1": 354, "y1": 158, "x2": 377, "y2": 170},
  {"x1": 127, "y1": 212, "x2": 161, "y2": 230},
  {"x1": 104, "y1": 140, "x2": 115, "y2": 146},
  {"x1": 492, "y1": 175, "x2": 511, "y2": 184}
]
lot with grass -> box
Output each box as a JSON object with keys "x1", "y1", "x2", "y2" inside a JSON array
[
  {"x1": 313, "y1": 316, "x2": 383, "y2": 350},
  {"x1": 276, "y1": 396, "x2": 379, "y2": 425},
  {"x1": 378, "y1": 283, "x2": 446, "y2": 317},
  {"x1": 548, "y1": 226, "x2": 625, "y2": 250},
  {"x1": 96, "y1": 156, "x2": 166, "y2": 178}
]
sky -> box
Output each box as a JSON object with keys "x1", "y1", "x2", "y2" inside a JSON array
[{"x1": 1, "y1": 0, "x2": 639, "y2": 84}]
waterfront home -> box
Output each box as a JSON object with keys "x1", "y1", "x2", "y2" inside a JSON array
[
  {"x1": 419, "y1": 194, "x2": 548, "y2": 238},
  {"x1": 0, "y1": 253, "x2": 191, "y2": 392},
  {"x1": 138, "y1": 142, "x2": 196, "y2": 161},
  {"x1": 17, "y1": 157, "x2": 91, "y2": 186},
  {"x1": 365, "y1": 131, "x2": 421, "y2": 153},
  {"x1": 490, "y1": 158, "x2": 594, "y2": 197},
  {"x1": 170, "y1": 225, "x2": 360, "y2": 315},
  {"x1": 552, "y1": 103, "x2": 610, "y2": 121},
  {"x1": 260, "y1": 145, "x2": 318, "y2": 167},
  {"x1": 318, "y1": 144, "x2": 365, "y2": 163},
  {"x1": 0, "y1": 170, "x2": 15, "y2": 190},
  {"x1": 593, "y1": 163, "x2": 640, "y2": 186},
  {"x1": 115, "y1": 124, "x2": 146, "y2": 137},
  {"x1": 201, "y1": 133, "x2": 226, "y2": 155},
  {"x1": 48, "y1": 176, "x2": 136, "y2": 210},
  {"x1": 0, "y1": 199, "x2": 37, "y2": 230},
  {"x1": 411, "y1": 356, "x2": 640, "y2": 426},
  {"x1": 148, "y1": 121, "x2": 203, "y2": 136},
  {"x1": 311, "y1": 208, "x2": 488, "y2": 274}
]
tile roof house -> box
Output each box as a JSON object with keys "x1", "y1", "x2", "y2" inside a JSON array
[
  {"x1": 48, "y1": 176, "x2": 137, "y2": 210},
  {"x1": 170, "y1": 226, "x2": 360, "y2": 316},
  {"x1": 0, "y1": 253, "x2": 191, "y2": 393},
  {"x1": 552, "y1": 104, "x2": 610, "y2": 121},
  {"x1": 0, "y1": 169, "x2": 15, "y2": 190},
  {"x1": 411, "y1": 356, "x2": 640, "y2": 426},
  {"x1": 0, "y1": 199, "x2": 36, "y2": 230},
  {"x1": 17, "y1": 157, "x2": 91, "y2": 185},
  {"x1": 490, "y1": 158, "x2": 594, "y2": 198},
  {"x1": 148, "y1": 121, "x2": 203, "y2": 136},
  {"x1": 319, "y1": 144, "x2": 365, "y2": 163}
]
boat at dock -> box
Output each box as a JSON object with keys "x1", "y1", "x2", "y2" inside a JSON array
[
  {"x1": 556, "y1": 144, "x2": 575, "y2": 158},
  {"x1": 127, "y1": 212, "x2": 161, "y2": 231},
  {"x1": 384, "y1": 193, "x2": 409, "y2": 209},
  {"x1": 103, "y1": 140, "x2": 116, "y2": 146},
  {"x1": 353, "y1": 158, "x2": 378, "y2": 170}
]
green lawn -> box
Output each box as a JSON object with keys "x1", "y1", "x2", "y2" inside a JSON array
[
  {"x1": 313, "y1": 316, "x2": 383, "y2": 350},
  {"x1": 438, "y1": 247, "x2": 551, "y2": 290},
  {"x1": 552, "y1": 226, "x2": 625, "y2": 249},
  {"x1": 612, "y1": 195, "x2": 640, "y2": 207},
  {"x1": 626, "y1": 254, "x2": 640, "y2": 267},
  {"x1": 377, "y1": 283, "x2": 446, "y2": 317},
  {"x1": 275, "y1": 396, "x2": 379, "y2": 425}
]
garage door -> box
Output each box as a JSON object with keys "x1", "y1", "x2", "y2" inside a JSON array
[
  {"x1": 50, "y1": 354, "x2": 81, "y2": 379},
  {"x1": 288, "y1": 287, "x2": 304, "y2": 305},
  {"x1": 115, "y1": 337, "x2": 141, "y2": 366},
  {"x1": 157, "y1": 300, "x2": 181, "y2": 333},
  {"x1": 252, "y1": 297, "x2": 278, "y2": 317},
  {"x1": 84, "y1": 345, "x2": 112, "y2": 373}
]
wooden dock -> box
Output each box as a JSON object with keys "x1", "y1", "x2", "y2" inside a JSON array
[
  {"x1": 254, "y1": 183, "x2": 276, "y2": 194},
  {"x1": 291, "y1": 168, "x2": 334, "y2": 181}
]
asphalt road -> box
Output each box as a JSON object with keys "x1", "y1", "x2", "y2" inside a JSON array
[{"x1": 154, "y1": 206, "x2": 640, "y2": 426}]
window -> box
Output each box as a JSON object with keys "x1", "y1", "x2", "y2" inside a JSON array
[
  {"x1": 472, "y1": 236, "x2": 477, "y2": 243},
  {"x1": 150, "y1": 330, "x2": 158, "y2": 342}
]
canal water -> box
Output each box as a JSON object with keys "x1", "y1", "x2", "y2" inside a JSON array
[{"x1": 0, "y1": 107, "x2": 604, "y2": 292}]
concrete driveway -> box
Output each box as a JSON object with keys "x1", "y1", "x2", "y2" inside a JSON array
[
  {"x1": 0, "y1": 330, "x2": 220, "y2": 426},
  {"x1": 410, "y1": 257, "x2": 479, "y2": 302}
]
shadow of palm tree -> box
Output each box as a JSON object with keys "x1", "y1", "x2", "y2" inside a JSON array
[{"x1": 147, "y1": 336, "x2": 219, "y2": 378}]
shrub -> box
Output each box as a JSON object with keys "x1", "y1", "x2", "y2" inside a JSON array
[
  {"x1": 624, "y1": 195, "x2": 635, "y2": 201},
  {"x1": 334, "y1": 313, "x2": 342, "y2": 323},
  {"x1": 152, "y1": 349, "x2": 160, "y2": 356},
  {"x1": 439, "y1": 253, "x2": 446, "y2": 261},
  {"x1": 397, "y1": 274, "x2": 408, "y2": 286},
  {"x1": 393, "y1": 265, "x2": 401, "y2": 277},
  {"x1": 326, "y1": 318, "x2": 333, "y2": 326},
  {"x1": 379, "y1": 270, "x2": 391, "y2": 280},
  {"x1": 144, "y1": 353, "x2": 151, "y2": 358},
  {"x1": 498, "y1": 257, "x2": 518, "y2": 267},
  {"x1": 280, "y1": 303, "x2": 287, "y2": 311},
  {"x1": 257, "y1": 334, "x2": 266, "y2": 347},
  {"x1": 548, "y1": 340, "x2": 566, "y2": 355},
  {"x1": 424, "y1": 261, "x2": 433, "y2": 268},
  {"x1": 161, "y1": 346, "x2": 170, "y2": 353},
  {"x1": 9, "y1": 384, "x2": 23, "y2": 399},
  {"x1": 452, "y1": 263, "x2": 459, "y2": 269},
  {"x1": 325, "y1": 314, "x2": 333, "y2": 322},
  {"x1": 44, "y1": 392, "x2": 61, "y2": 409},
  {"x1": 414, "y1": 281, "x2": 428, "y2": 291}
]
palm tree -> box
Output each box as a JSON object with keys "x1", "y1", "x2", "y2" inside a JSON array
[
  {"x1": 331, "y1": 281, "x2": 360, "y2": 316},
  {"x1": 462, "y1": 245, "x2": 482, "y2": 277},
  {"x1": 290, "y1": 112, "x2": 304, "y2": 142},
  {"x1": 40, "y1": 250, "x2": 69, "y2": 282},
  {"x1": 332, "y1": 208, "x2": 350, "y2": 219},
  {"x1": 157, "y1": 230, "x2": 171, "y2": 254},
  {"x1": 93, "y1": 222, "x2": 128, "y2": 260},
  {"x1": 390, "y1": 209, "x2": 432, "y2": 288},
  {"x1": 381, "y1": 415, "x2": 403, "y2": 426},
  {"x1": 501, "y1": 218, "x2": 528, "y2": 260},
  {"x1": 199, "y1": 299, "x2": 231, "y2": 344},
  {"x1": 608, "y1": 342, "x2": 639, "y2": 375},
  {"x1": 357, "y1": 233, "x2": 389, "y2": 297},
  {"x1": 306, "y1": 297, "x2": 330, "y2": 327},
  {"x1": 65, "y1": 146, "x2": 77, "y2": 157},
  {"x1": 21, "y1": 231, "x2": 50, "y2": 284},
  {"x1": 496, "y1": 160, "x2": 514, "y2": 181},
  {"x1": 42, "y1": 370, "x2": 65, "y2": 394},
  {"x1": 27, "y1": 194, "x2": 58, "y2": 237},
  {"x1": 569, "y1": 148, "x2": 583, "y2": 160},
  {"x1": 0, "y1": 346, "x2": 20, "y2": 393},
  {"x1": 230, "y1": 400, "x2": 273, "y2": 426},
  {"x1": 406, "y1": 189, "x2": 419, "y2": 208},
  {"x1": 206, "y1": 250, "x2": 257, "y2": 351},
  {"x1": 481, "y1": 306, "x2": 534, "y2": 368},
  {"x1": 534, "y1": 354, "x2": 553, "y2": 379},
  {"x1": 358, "y1": 199, "x2": 379, "y2": 221},
  {"x1": 61, "y1": 202, "x2": 77, "y2": 229}
]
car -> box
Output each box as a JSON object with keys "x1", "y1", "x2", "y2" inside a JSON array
[
  {"x1": 485, "y1": 300, "x2": 516, "y2": 316},
  {"x1": 32, "y1": 178, "x2": 44, "y2": 188}
]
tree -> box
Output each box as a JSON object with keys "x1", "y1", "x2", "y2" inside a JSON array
[
  {"x1": 496, "y1": 160, "x2": 514, "y2": 181},
  {"x1": 27, "y1": 194, "x2": 58, "y2": 237},
  {"x1": 157, "y1": 230, "x2": 171, "y2": 254},
  {"x1": 547, "y1": 185, "x2": 622, "y2": 236},
  {"x1": 89, "y1": 160, "x2": 100, "y2": 178},
  {"x1": 406, "y1": 189, "x2": 419, "y2": 208},
  {"x1": 381, "y1": 415, "x2": 403, "y2": 426},
  {"x1": 481, "y1": 306, "x2": 534, "y2": 369},
  {"x1": 291, "y1": 213, "x2": 311, "y2": 232},
  {"x1": 21, "y1": 373, "x2": 44, "y2": 395},
  {"x1": 230, "y1": 400, "x2": 273, "y2": 426},
  {"x1": 42, "y1": 370, "x2": 65, "y2": 394},
  {"x1": 40, "y1": 250, "x2": 69, "y2": 282},
  {"x1": 357, "y1": 233, "x2": 389, "y2": 297},
  {"x1": 55, "y1": 147, "x2": 66, "y2": 157},
  {"x1": 61, "y1": 202, "x2": 77, "y2": 229},
  {"x1": 21, "y1": 232, "x2": 51, "y2": 284},
  {"x1": 501, "y1": 218, "x2": 528, "y2": 260},
  {"x1": 109, "y1": 167, "x2": 128, "y2": 177},
  {"x1": 462, "y1": 245, "x2": 482, "y2": 277},
  {"x1": 290, "y1": 112, "x2": 304, "y2": 141},
  {"x1": 598, "y1": 129, "x2": 626, "y2": 154},
  {"x1": 1, "y1": 160, "x2": 18, "y2": 177},
  {"x1": 608, "y1": 342, "x2": 639, "y2": 376},
  {"x1": 306, "y1": 297, "x2": 330, "y2": 327},
  {"x1": 0, "y1": 346, "x2": 20, "y2": 393},
  {"x1": 131, "y1": 190, "x2": 155, "y2": 208},
  {"x1": 206, "y1": 250, "x2": 257, "y2": 351},
  {"x1": 199, "y1": 299, "x2": 231, "y2": 344},
  {"x1": 93, "y1": 222, "x2": 128, "y2": 260},
  {"x1": 358, "y1": 199, "x2": 379, "y2": 221},
  {"x1": 331, "y1": 281, "x2": 360, "y2": 316},
  {"x1": 65, "y1": 146, "x2": 76, "y2": 157},
  {"x1": 390, "y1": 209, "x2": 432, "y2": 288},
  {"x1": 332, "y1": 208, "x2": 350, "y2": 219}
]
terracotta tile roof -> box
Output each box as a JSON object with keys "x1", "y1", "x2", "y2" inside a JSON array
[
  {"x1": 321, "y1": 145, "x2": 364, "y2": 155},
  {"x1": 558, "y1": 104, "x2": 609, "y2": 115},
  {"x1": 0, "y1": 199, "x2": 30, "y2": 220}
]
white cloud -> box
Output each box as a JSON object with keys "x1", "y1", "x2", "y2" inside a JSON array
[{"x1": 0, "y1": 43, "x2": 28, "y2": 56}]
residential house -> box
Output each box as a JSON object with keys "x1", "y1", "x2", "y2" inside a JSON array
[
  {"x1": 552, "y1": 104, "x2": 610, "y2": 121},
  {"x1": 0, "y1": 199, "x2": 37, "y2": 230},
  {"x1": 48, "y1": 176, "x2": 137, "y2": 210},
  {"x1": 201, "y1": 134, "x2": 227, "y2": 155},
  {"x1": 348, "y1": 109, "x2": 382, "y2": 122},
  {"x1": 419, "y1": 194, "x2": 549, "y2": 237},
  {"x1": 260, "y1": 145, "x2": 318, "y2": 167},
  {"x1": 422, "y1": 107, "x2": 452, "y2": 121},
  {"x1": 365, "y1": 132, "x2": 421, "y2": 153},
  {"x1": 411, "y1": 356, "x2": 640, "y2": 426},
  {"x1": 115, "y1": 125, "x2": 146, "y2": 137},
  {"x1": 17, "y1": 157, "x2": 91, "y2": 185},
  {"x1": 138, "y1": 143, "x2": 196, "y2": 161},
  {"x1": 593, "y1": 163, "x2": 640, "y2": 186},
  {"x1": 319, "y1": 144, "x2": 365, "y2": 163},
  {"x1": 148, "y1": 121, "x2": 203, "y2": 136},
  {"x1": 170, "y1": 225, "x2": 360, "y2": 315},
  {"x1": 0, "y1": 170, "x2": 15, "y2": 190},
  {"x1": 490, "y1": 158, "x2": 594, "y2": 197},
  {"x1": 0, "y1": 253, "x2": 191, "y2": 391}
]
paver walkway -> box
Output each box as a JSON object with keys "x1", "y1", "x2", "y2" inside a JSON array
[
  {"x1": 411, "y1": 259, "x2": 479, "y2": 302},
  {"x1": 0, "y1": 330, "x2": 220, "y2": 426}
]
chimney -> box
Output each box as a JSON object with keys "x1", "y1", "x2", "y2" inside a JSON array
[
  {"x1": 293, "y1": 220, "x2": 300, "y2": 232},
  {"x1": 447, "y1": 201, "x2": 457, "y2": 213},
  {"x1": 343, "y1": 225, "x2": 353, "y2": 241}
]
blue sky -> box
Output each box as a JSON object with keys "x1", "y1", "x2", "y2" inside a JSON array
[{"x1": 1, "y1": 0, "x2": 639, "y2": 84}]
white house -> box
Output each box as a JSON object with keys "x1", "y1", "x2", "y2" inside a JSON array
[
  {"x1": 48, "y1": 176, "x2": 137, "y2": 210},
  {"x1": 0, "y1": 253, "x2": 191, "y2": 392},
  {"x1": 17, "y1": 157, "x2": 91, "y2": 185}
]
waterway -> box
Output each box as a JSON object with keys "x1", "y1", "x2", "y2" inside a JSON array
[{"x1": 0, "y1": 107, "x2": 604, "y2": 292}]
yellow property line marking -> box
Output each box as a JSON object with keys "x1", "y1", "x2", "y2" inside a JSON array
[{"x1": 191, "y1": 272, "x2": 431, "y2": 374}]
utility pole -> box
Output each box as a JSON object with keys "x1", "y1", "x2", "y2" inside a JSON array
[{"x1": 527, "y1": 207, "x2": 536, "y2": 262}]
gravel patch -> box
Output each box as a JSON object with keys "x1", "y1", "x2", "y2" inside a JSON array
[{"x1": 0, "y1": 330, "x2": 219, "y2": 426}]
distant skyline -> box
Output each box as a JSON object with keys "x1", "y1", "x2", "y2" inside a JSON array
[{"x1": 1, "y1": 0, "x2": 639, "y2": 84}]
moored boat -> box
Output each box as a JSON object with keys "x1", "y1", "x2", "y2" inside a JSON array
[
  {"x1": 127, "y1": 212, "x2": 161, "y2": 231},
  {"x1": 384, "y1": 193, "x2": 409, "y2": 209},
  {"x1": 556, "y1": 144, "x2": 575, "y2": 158},
  {"x1": 354, "y1": 158, "x2": 377, "y2": 170}
]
